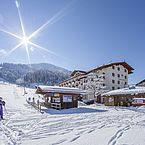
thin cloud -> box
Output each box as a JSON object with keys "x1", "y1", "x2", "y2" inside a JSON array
[{"x1": 0, "y1": 49, "x2": 7, "y2": 57}]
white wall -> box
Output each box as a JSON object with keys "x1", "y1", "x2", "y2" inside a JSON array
[
  {"x1": 104, "y1": 65, "x2": 128, "y2": 90},
  {"x1": 59, "y1": 64, "x2": 129, "y2": 100}
]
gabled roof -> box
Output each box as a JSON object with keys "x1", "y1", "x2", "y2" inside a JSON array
[
  {"x1": 87, "y1": 62, "x2": 134, "y2": 74},
  {"x1": 71, "y1": 70, "x2": 86, "y2": 77},
  {"x1": 136, "y1": 79, "x2": 145, "y2": 85},
  {"x1": 58, "y1": 61, "x2": 134, "y2": 85},
  {"x1": 36, "y1": 86, "x2": 86, "y2": 95}
]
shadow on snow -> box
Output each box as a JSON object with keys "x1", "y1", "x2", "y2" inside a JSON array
[{"x1": 41, "y1": 107, "x2": 108, "y2": 115}]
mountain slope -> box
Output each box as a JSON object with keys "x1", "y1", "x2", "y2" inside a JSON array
[{"x1": 0, "y1": 63, "x2": 70, "y2": 85}]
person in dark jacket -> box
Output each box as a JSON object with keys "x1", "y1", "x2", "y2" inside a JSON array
[{"x1": 0, "y1": 97, "x2": 5, "y2": 120}]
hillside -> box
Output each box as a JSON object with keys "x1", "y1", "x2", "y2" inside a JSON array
[{"x1": 0, "y1": 63, "x2": 70, "y2": 86}]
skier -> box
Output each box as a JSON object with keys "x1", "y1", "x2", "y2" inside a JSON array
[{"x1": 0, "y1": 97, "x2": 5, "y2": 120}]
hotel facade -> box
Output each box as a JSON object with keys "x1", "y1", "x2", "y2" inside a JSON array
[{"x1": 58, "y1": 62, "x2": 134, "y2": 101}]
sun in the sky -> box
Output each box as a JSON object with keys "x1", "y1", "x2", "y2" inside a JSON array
[{"x1": 0, "y1": 0, "x2": 70, "y2": 65}]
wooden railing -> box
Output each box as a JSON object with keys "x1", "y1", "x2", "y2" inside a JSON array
[{"x1": 51, "y1": 103, "x2": 61, "y2": 110}]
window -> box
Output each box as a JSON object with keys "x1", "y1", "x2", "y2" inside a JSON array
[
  {"x1": 53, "y1": 97, "x2": 60, "y2": 103},
  {"x1": 63, "y1": 95, "x2": 72, "y2": 102},
  {"x1": 91, "y1": 78, "x2": 94, "y2": 81},
  {"x1": 117, "y1": 87, "x2": 120, "y2": 89},
  {"x1": 112, "y1": 73, "x2": 115, "y2": 77},
  {"x1": 118, "y1": 81, "x2": 120, "y2": 84},
  {"x1": 125, "y1": 76, "x2": 127, "y2": 79},
  {"x1": 103, "y1": 84, "x2": 105, "y2": 86},
  {"x1": 125, "y1": 82, "x2": 127, "y2": 85},
  {"x1": 124, "y1": 69, "x2": 127, "y2": 72},
  {"x1": 112, "y1": 66, "x2": 115, "y2": 69},
  {"x1": 117, "y1": 67, "x2": 120, "y2": 71},
  {"x1": 112, "y1": 80, "x2": 115, "y2": 83},
  {"x1": 112, "y1": 86, "x2": 115, "y2": 90},
  {"x1": 103, "y1": 76, "x2": 105, "y2": 79},
  {"x1": 118, "y1": 74, "x2": 120, "y2": 78}
]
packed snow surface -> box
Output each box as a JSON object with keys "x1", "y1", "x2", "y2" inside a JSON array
[{"x1": 1, "y1": 83, "x2": 145, "y2": 145}]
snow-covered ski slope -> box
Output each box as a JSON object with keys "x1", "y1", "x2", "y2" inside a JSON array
[{"x1": 1, "y1": 83, "x2": 145, "y2": 145}]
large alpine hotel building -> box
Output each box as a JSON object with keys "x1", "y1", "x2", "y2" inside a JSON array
[{"x1": 58, "y1": 62, "x2": 134, "y2": 101}]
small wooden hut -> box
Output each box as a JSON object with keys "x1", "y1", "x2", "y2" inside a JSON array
[
  {"x1": 36, "y1": 86, "x2": 86, "y2": 109},
  {"x1": 102, "y1": 86, "x2": 145, "y2": 106}
]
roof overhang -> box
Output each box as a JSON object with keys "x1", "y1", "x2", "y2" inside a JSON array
[
  {"x1": 36, "y1": 86, "x2": 86, "y2": 95},
  {"x1": 102, "y1": 87, "x2": 145, "y2": 97},
  {"x1": 87, "y1": 62, "x2": 134, "y2": 74}
]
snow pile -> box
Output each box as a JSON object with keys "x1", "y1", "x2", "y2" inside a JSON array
[{"x1": 78, "y1": 101, "x2": 87, "y2": 107}]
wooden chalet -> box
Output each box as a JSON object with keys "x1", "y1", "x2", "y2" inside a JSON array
[
  {"x1": 102, "y1": 86, "x2": 145, "y2": 106},
  {"x1": 36, "y1": 86, "x2": 86, "y2": 109}
]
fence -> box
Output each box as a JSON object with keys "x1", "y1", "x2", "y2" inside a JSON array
[{"x1": 51, "y1": 103, "x2": 61, "y2": 110}]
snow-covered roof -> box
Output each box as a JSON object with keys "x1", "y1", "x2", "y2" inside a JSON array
[
  {"x1": 102, "y1": 86, "x2": 145, "y2": 96},
  {"x1": 36, "y1": 86, "x2": 86, "y2": 95},
  {"x1": 87, "y1": 61, "x2": 134, "y2": 74},
  {"x1": 133, "y1": 98, "x2": 145, "y2": 100}
]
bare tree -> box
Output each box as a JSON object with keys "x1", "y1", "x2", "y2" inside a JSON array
[{"x1": 84, "y1": 72, "x2": 106, "y2": 101}]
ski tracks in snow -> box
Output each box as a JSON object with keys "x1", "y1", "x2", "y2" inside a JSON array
[
  {"x1": 1, "y1": 84, "x2": 145, "y2": 145},
  {"x1": 108, "y1": 125, "x2": 131, "y2": 145},
  {"x1": 0, "y1": 108, "x2": 44, "y2": 145},
  {"x1": 0, "y1": 120, "x2": 21, "y2": 145},
  {"x1": 0, "y1": 85, "x2": 43, "y2": 145}
]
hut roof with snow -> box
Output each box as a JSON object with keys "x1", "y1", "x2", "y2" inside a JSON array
[
  {"x1": 36, "y1": 86, "x2": 86, "y2": 109},
  {"x1": 36, "y1": 86, "x2": 86, "y2": 95},
  {"x1": 102, "y1": 86, "x2": 145, "y2": 96}
]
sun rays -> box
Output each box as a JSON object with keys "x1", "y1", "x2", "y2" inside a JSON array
[{"x1": 0, "y1": 0, "x2": 70, "y2": 64}]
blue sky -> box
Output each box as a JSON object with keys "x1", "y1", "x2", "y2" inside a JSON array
[{"x1": 0, "y1": 0, "x2": 145, "y2": 84}]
